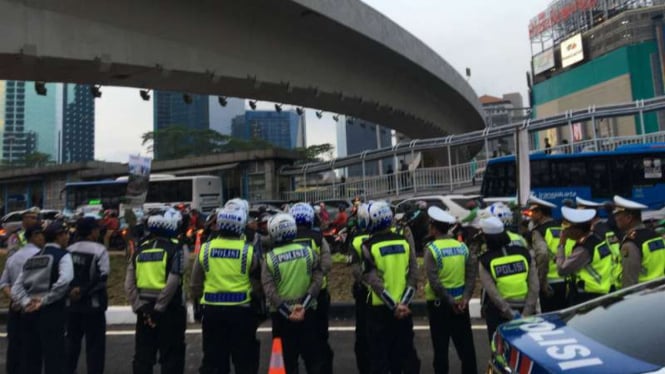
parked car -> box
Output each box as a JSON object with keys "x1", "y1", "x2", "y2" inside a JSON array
[
  {"x1": 0, "y1": 208, "x2": 61, "y2": 248},
  {"x1": 489, "y1": 277, "x2": 665, "y2": 373},
  {"x1": 394, "y1": 194, "x2": 484, "y2": 222}
]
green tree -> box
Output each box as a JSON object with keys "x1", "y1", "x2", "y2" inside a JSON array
[
  {"x1": 21, "y1": 152, "x2": 51, "y2": 167},
  {"x1": 295, "y1": 143, "x2": 334, "y2": 164}
]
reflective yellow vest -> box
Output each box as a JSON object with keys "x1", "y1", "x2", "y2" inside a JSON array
[
  {"x1": 266, "y1": 242, "x2": 315, "y2": 305},
  {"x1": 576, "y1": 235, "x2": 614, "y2": 294},
  {"x1": 537, "y1": 223, "x2": 573, "y2": 283},
  {"x1": 135, "y1": 239, "x2": 178, "y2": 298},
  {"x1": 368, "y1": 237, "x2": 410, "y2": 306},
  {"x1": 293, "y1": 231, "x2": 327, "y2": 289},
  {"x1": 507, "y1": 231, "x2": 528, "y2": 249},
  {"x1": 489, "y1": 249, "x2": 530, "y2": 301},
  {"x1": 424, "y1": 238, "x2": 468, "y2": 301},
  {"x1": 603, "y1": 230, "x2": 623, "y2": 289},
  {"x1": 352, "y1": 234, "x2": 370, "y2": 258},
  {"x1": 629, "y1": 229, "x2": 665, "y2": 283},
  {"x1": 199, "y1": 238, "x2": 254, "y2": 306}
]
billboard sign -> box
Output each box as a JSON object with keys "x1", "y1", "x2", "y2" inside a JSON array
[
  {"x1": 533, "y1": 48, "x2": 555, "y2": 75},
  {"x1": 125, "y1": 155, "x2": 152, "y2": 208},
  {"x1": 561, "y1": 33, "x2": 584, "y2": 68}
]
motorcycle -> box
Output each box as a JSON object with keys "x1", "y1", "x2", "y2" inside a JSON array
[{"x1": 323, "y1": 226, "x2": 348, "y2": 254}]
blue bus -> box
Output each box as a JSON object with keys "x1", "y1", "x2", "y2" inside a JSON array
[{"x1": 481, "y1": 143, "x2": 665, "y2": 218}]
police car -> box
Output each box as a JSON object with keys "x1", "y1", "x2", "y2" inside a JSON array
[{"x1": 489, "y1": 277, "x2": 665, "y2": 374}]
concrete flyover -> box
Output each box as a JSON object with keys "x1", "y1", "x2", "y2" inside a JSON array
[{"x1": 0, "y1": 0, "x2": 485, "y2": 139}]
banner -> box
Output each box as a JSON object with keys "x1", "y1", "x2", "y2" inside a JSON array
[
  {"x1": 561, "y1": 33, "x2": 584, "y2": 68},
  {"x1": 533, "y1": 48, "x2": 555, "y2": 75},
  {"x1": 125, "y1": 155, "x2": 152, "y2": 208}
]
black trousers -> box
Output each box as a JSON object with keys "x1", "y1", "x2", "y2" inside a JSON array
[
  {"x1": 316, "y1": 288, "x2": 334, "y2": 374},
  {"x1": 353, "y1": 283, "x2": 370, "y2": 374},
  {"x1": 270, "y1": 310, "x2": 323, "y2": 374},
  {"x1": 132, "y1": 305, "x2": 186, "y2": 374},
  {"x1": 199, "y1": 305, "x2": 259, "y2": 374},
  {"x1": 366, "y1": 306, "x2": 420, "y2": 374},
  {"x1": 20, "y1": 303, "x2": 67, "y2": 374},
  {"x1": 484, "y1": 302, "x2": 526, "y2": 344},
  {"x1": 65, "y1": 310, "x2": 106, "y2": 374},
  {"x1": 539, "y1": 282, "x2": 567, "y2": 313},
  {"x1": 426, "y1": 301, "x2": 477, "y2": 374},
  {"x1": 6, "y1": 308, "x2": 21, "y2": 374}
]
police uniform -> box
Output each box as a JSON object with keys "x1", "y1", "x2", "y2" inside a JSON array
[
  {"x1": 528, "y1": 196, "x2": 568, "y2": 312},
  {"x1": 0, "y1": 224, "x2": 43, "y2": 374},
  {"x1": 613, "y1": 196, "x2": 665, "y2": 287},
  {"x1": 424, "y1": 207, "x2": 477, "y2": 374},
  {"x1": 125, "y1": 211, "x2": 186, "y2": 374},
  {"x1": 478, "y1": 216, "x2": 539, "y2": 342},
  {"x1": 350, "y1": 228, "x2": 371, "y2": 373},
  {"x1": 261, "y1": 213, "x2": 324, "y2": 374},
  {"x1": 11, "y1": 220, "x2": 74, "y2": 374},
  {"x1": 190, "y1": 208, "x2": 261, "y2": 374},
  {"x1": 293, "y1": 225, "x2": 334, "y2": 374},
  {"x1": 556, "y1": 207, "x2": 614, "y2": 305},
  {"x1": 575, "y1": 197, "x2": 623, "y2": 290},
  {"x1": 65, "y1": 217, "x2": 110, "y2": 374},
  {"x1": 362, "y1": 202, "x2": 420, "y2": 374},
  {"x1": 6, "y1": 207, "x2": 39, "y2": 257}
]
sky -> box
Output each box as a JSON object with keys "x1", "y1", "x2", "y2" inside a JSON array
[{"x1": 95, "y1": 0, "x2": 551, "y2": 162}]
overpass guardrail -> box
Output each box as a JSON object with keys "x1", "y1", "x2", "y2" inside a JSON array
[{"x1": 282, "y1": 130, "x2": 665, "y2": 202}]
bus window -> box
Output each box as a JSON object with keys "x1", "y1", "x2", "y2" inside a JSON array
[
  {"x1": 551, "y1": 159, "x2": 586, "y2": 187},
  {"x1": 589, "y1": 159, "x2": 612, "y2": 198},
  {"x1": 146, "y1": 180, "x2": 193, "y2": 203},
  {"x1": 612, "y1": 157, "x2": 633, "y2": 197},
  {"x1": 531, "y1": 160, "x2": 551, "y2": 188}
]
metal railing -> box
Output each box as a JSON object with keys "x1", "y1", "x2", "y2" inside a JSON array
[
  {"x1": 281, "y1": 95, "x2": 665, "y2": 176},
  {"x1": 281, "y1": 131, "x2": 665, "y2": 202}
]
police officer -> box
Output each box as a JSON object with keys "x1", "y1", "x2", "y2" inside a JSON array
[
  {"x1": 486, "y1": 202, "x2": 528, "y2": 249},
  {"x1": 575, "y1": 197, "x2": 623, "y2": 290},
  {"x1": 290, "y1": 202, "x2": 334, "y2": 374},
  {"x1": 190, "y1": 207, "x2": 260, "y2": 374},
  {"x1": 261, "y1": 213, "x2": 324, "y2": 374},
  {"x1": 478, "y1": 216, "x2": 538, "y2": 342},
  {"x1": 6, "y1": 207, "x2": 40, "y2": 257},
  {"x1": 362, "y1": 201, "x2": 420, "y2": 374},
  {"x1": 0, "y1": 223, "x2": 44, "y2": 374},
  {"x1": 527, "y1": 195, "x2": 567, "y2": 312},
  {"x1": 65, "y1": 216, "x2": 110, "y2": 374},
  {"x1": 556, "y1": 207, "x2": 614, "y2": 305},
  {"x1": 125, "y1": 209, "x2": 186, "y2": 374},
  {"x1": 349, "y1": 203, "x2": 371, "y2": 373},
  {"x1": 612, "y1": 195, "x2": 665, "y2": 287},
  {"x1": 424, "y1": 206, "x2": 477, "y2": 374},
  {"x1": 11, "y1": 220, "x2": 74, "y2": 374}
]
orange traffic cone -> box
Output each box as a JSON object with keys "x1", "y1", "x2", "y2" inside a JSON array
[
  {"x1": 194, "y1": 230, "x2": 202, "y2": 255},
  {"x1": 268, "y1": 337, "x2": 286, "y2": 374}
]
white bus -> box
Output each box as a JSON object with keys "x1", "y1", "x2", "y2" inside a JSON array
[{"x1": 63, "y1": 174, "x2": 222, "y2": 216}]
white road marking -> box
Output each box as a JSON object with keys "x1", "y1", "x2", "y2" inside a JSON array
[{"x1": 0, "y1": 324, "x2": 487, "y2": 338}]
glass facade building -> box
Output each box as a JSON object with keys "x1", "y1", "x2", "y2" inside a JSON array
[
  {"x1": 231, "y1": 110, "x2": 305, "y2": 149},
  {"x1": 336, "y1": 116, "x2": 392, "y2": 177},
  {"x1": 0, "y1": 81, "x2": 93, "y2": 164},
  {"x1": 153, "y1": 91, "x2": 244, "y2": 159}
]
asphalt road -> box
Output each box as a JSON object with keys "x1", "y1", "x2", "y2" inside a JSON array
[{"x1": 0, "y1": 318, "x2": 492, "y2": 373}]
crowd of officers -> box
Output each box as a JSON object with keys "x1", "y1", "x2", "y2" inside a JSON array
[{"x1": 2, "y1": 191, "x2": 665, "y2": 374}]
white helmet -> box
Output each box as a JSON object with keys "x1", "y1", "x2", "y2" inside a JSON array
[
  {"x1": 268, "y1": 213, "x2": 297, "y2": 244},
  {"x1": 147, "y1": 208, "x2": 182, "y2": 237},
  {"x1": 486, "y1": 202, "x2": 513, "y2": 226},
  {"x1": 217, "y1": 207, "x2": 247, "y2": 236},
  {"x1": 289, "y1": 202, "x2": 315, "y2": 227},
  {"x1": 357, "y1": 203, "x2": 371, "y2": 231},
  {"x1": 224, "y1": 198, "x2": 249, "y2": 213},
  {"x1": 368, "y1": 201, "x2": 393, "y2": 233}
]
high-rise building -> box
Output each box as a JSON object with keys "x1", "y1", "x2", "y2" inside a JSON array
[
  {"x1": 0, "y1": 80, "x2": 94, "y2": 164},
  {"x1": 231, "y1": 110, "x2": 306, "y2": 149},
  {"x1": 479, "y1": 93, "x2": 527, "y2": 156},
  {"x1": 529, "y1": 1, "x2": 665, "y2": 148},
  {"x1": 336, "y1": 116, "x2": 392, "y2": 177},
  {"x1": 153, "y1": 91, "x2": 244, "y2": 159}
]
